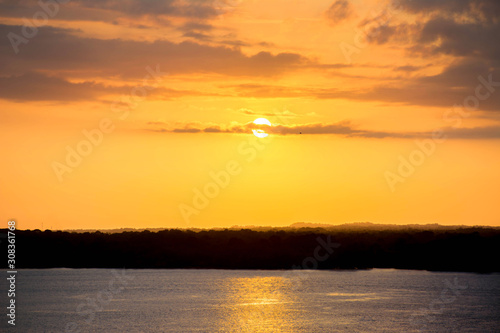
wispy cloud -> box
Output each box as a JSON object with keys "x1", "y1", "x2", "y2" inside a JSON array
[
  {"x1": 238, "y1": 108, "x2": 299, "y2": 118},
  {"x1": 146, "y1": 121, "x2": 500, "y2": 139}
]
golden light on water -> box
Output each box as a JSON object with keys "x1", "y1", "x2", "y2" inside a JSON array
[{"x1": 221, "y1": 276, "x2": 296, "y2": 332}]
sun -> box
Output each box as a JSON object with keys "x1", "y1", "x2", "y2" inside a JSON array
[{"x1": 252, "y1": 118, "x2": 271, "y2": 138}]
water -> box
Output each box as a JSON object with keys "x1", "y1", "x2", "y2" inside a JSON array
[{"x1": 2, "y1": 269, "x2": 499, "y2": 332}]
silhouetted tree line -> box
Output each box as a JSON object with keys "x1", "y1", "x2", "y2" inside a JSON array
[{"x1": 2, "y1": 227, "x2": 499, "y2": 272}]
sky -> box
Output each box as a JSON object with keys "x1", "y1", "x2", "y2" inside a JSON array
[{"x1": 1, "y1": 0, "x2": 499, "y2": 230}]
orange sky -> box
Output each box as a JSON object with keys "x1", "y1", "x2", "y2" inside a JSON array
[{"x1": 1, "y1": 0, "x2": 499, "y2": 229}]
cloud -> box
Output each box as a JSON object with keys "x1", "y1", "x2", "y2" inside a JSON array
[
  {"x1": 228, "y1": 62, "x2": 500, "y2": 112},
  {"x1": 179, "y1": 21, "x2": 214, "y2": 41},
  {"x1": 0, "y1": 72, "x2": 124, "y2": 101},
  {"x1": 364, "y1": 22, "x2": 419, "y2": 45},
  {"x1": 230, "y1": 84, "x2": 313, "y2": 98},
  {"x1": 363, "y1": 1, "x2": 500, "y2": 63},
  {"x1": 0, "y1": 0, "x2": 223, "y2": 23},
  {"x1": 345, "y1": 0, "x2": 499, "y2": 111},
  {"x1": 2, "y1": 0, "x2": 498, "y2": 113},
  {"x1": 325, "y1": 0, "x2": 353, "y2": 26},
  {"x1": 416, "y1": 17, "x2": 500, "y2": 61},
  {"x1": 351, "y1": 61, "x2": 500, "y2": 111},
  {"x1": 146, "y1": 121, "x2": 500, "y2": 139},
  {"x1": 0, "y1": 25, "x2": 309, "y2": 79},
  {"x1": 395, "y1": 0, "x2": 500, "y2": 23},
  {"x1": 363, "y1": 2, "x2": 500, "y2": 62},
  {"x1": 394, "y1": 65, "x2": 425, "y2": 72},
  {"x1": 182, "y1": 31, "x2": 212, "y2": 41},
  {"x1": 442, "y1": 126, "x2": 500, "y2": 139},
  {"x1": 173, "y1": 128, "x2": 203, "y2": 133},
  {"x1": 0, "y1": 72, "x2": 211, "y2": 102},
  {"x1": 238, "y1": 108, "x2": 298, "y2": 118}
]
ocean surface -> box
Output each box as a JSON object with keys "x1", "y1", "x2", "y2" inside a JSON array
[{"x1": 2, "y1": 269, "x2": 499, "y2": 332}]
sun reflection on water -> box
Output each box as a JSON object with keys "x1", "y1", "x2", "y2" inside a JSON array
[{"x1": 219, "y1": 276, "x2": 299, "y2": 332}]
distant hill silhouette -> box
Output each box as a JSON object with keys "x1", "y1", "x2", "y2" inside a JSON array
[
  {"x1": 288, "y1": 222, "x2": 484, "y2": 230},
  {"x1": 4, "y1": 225, "x2": 500, "y2": 272},
  {"x1": 60, "y1": 222, "x2": 497, "y2": 234}
]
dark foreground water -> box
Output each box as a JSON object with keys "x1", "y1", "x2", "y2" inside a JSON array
[{"x1": 1, "y1": 269, "x2": 499, "y2": 332}]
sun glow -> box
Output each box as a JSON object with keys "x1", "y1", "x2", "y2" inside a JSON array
[{"x1": 252, "y1": 118, "x2": 271, "y2": 138}]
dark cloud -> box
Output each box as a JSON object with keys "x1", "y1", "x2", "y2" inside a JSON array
[
  {"x1": 218, "y1": 39, "x2": 251, "y2": 47},
  {"x1": 0, "y1": 25, "x2": 308, "y2": 79},
  {"x1": 443, "y1": 126, "x2": 500, "y2": 139},
  {"x1": 366, "y1": 0, "x2": 500, "y2": 63},
  {"x1": 395, "y1": 0, "x2": 500, "y2": 23},
  {"x1": 182, "y1": 31, "x2": 212, "y2": 41},
  {"x1": 0, "y1": 72, "x2": 122, "y2": 101},
  {"x1": 177, "y1": 23, "x2": 251, "y2": 46},
  {"x1": 0, "y1": 0, "x2": 221, "y2": 22},
  {"x1": 356, "y1": 0, "x2": 500, "y2": 112},
  {"x1": 1, "y1": 0, "x2": 498, "y2": 113},
  {"x1": 0, "y1": 72, "x2": 211, "y2": 102},
  {"x1": 147, "y1": 121, "x2": 500, "y2": 139},
  {"x1": 147, "y1": 120, "x2": 365, "y2": 136},
  {"x1": 272, "y1": 122, "x2": 372, "y2": 136},
  {"x1": 365, "y1": 23, "x2": 418, "y2": 45},
  {"x1": 179, "y1": 21, "x2": 215, "y2": 41},
  {"x1": 394, "y1": 65, "x2": 424, "y2": 72},
  {"x1": 416, "y1": 17, "x2": 500, "y2": 61},
  {"x1": 180, "y1": 22, "x2": 214, "y2": 32},
  {"x1": 325, "y1": 0, "x2": 353, "y2": 25},
  {"x1": 364, "y1": 2, "x2": 500, "y2": 60},
  {"x1": 173, "y1": 128, "x2": 202, "y2": 133}
]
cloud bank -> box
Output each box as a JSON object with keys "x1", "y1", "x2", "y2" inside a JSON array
[{"x1": 146, "y1": 121, "x2": 500, "y2": 139}]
